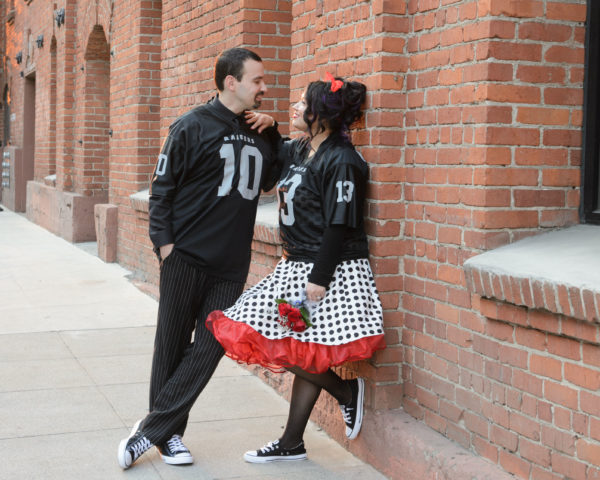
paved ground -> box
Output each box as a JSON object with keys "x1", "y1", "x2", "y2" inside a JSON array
[{"x1": 0, "y1": 207, "x2": 387, "y2": 480}]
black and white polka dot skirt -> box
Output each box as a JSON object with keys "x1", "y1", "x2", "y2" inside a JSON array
[{"x1": 207, "y1": 258, "x2": 386, "y2": 373}]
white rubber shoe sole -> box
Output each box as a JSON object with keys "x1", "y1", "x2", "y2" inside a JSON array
[
  {"x1": 117, "y1": 420, "x2": 142, "y2": 469},
  {"x1": 347, "y1": 377, "x2": 364, "y2": 440},
  {"x1": 243, "y1": 450, "x2": 307, "y2": 463},
  {"x1": 159, "y1": 449, "x2": 194, "y2": 465}
]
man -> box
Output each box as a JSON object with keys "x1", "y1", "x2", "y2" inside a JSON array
[{"x1": 117, "y1": 47, "x2": 279, "y2": 469}]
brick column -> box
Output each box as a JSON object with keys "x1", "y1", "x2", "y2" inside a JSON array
[
  {"x1": 56, "y1": 0, "x2": 77, "y2": 193},
  {"x1": 279, "y1": 0, "x2": 407, "y2": 463},
  {"x1": 109, "y1": 0, "x2": 162, "y2": 273},
  {"x1": 401, "y1": 1, "x2": 588, "y2": 478}
]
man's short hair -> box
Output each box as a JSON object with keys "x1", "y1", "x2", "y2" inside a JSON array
[{"x1": 214, "y1": 48, "x2": 262, "y2": 91}]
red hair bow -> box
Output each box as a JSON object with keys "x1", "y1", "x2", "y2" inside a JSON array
[{"x1": 324, "y1": 72, "x2": 343, "y2": 92}]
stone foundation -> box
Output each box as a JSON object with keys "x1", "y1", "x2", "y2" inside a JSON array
[{"x1": 26, "y1": 180, "x2": 107, "y2": 243}]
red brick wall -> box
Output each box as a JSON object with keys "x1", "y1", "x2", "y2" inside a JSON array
[
  {"x1": 466, "y1": 298, "x2": 600, "y2": 479},
  {"x1": 30, "y1": 9, "x2": 56, "y2": 182},
  {"x1": 109, "y1": 0, "x2": 162, "y2": 282},
  {"x1": 4, "y1": 1, "x2": 35, "y2": 154},
  {"x1": 247, "y1": 222, "x2": 283, "y2": 287},
  {"x1": 47, "y1": 37, "x2": 57, "y2": 177},
  {"x1": 71, "y1": 2, "x2": 109, "y2": 197},
  {"x1": 0, "y1": 2, "x2": 6, "y2": 151},
  {"x1": 400, "y1": 1, "x2": 591, "y2": 478},
  {"x1": 463, "y1": 258, "x2": 600, "y2": 478},
  {"x1": 3, "y1": 2, "x2": 58, "y2": 189},
  {"x1": 56, "y1": 0, "x2": 77, "y2": 192},
  {"x1": 79, "y1": 26, "x2": 110, "y2": 196},
  {"x1": 287, "y1": 0, "x2": 406, "y2": 410},
  {"x1": 0, "y1": 0, "x2": 14, "y2": 155},
  {"x1": 4, "y1": 1, "x2": 77, "y2": 188},
  {"x1": 159, "y1": 0, "x2": 291, "y2": 134}
]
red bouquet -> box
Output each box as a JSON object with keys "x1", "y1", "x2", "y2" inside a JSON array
[{"x1": 276, "y1": 298, "x2": 312, "y2": 332}]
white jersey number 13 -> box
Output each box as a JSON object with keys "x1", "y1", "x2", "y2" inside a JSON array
[
  {"x1": 336, "y1": 180, "x2": 354, "y2": 203},
  {"x1": 278, "y1": 173, "x2": 302, "y2": 226}
]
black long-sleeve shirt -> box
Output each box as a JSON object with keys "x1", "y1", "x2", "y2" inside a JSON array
[{"x1": 149, "y1": 97, "x2": 279, "y2": 282}]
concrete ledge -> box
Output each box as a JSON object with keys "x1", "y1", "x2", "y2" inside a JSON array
[
  {"x1": 464, "y1": 225, "x2": 600, "y2": 323},
  {"x1": 129, "y1": 191, "x2": 279, "y2": 242},
  {"x1": 44, "y1": 174, "x2": 56, "y2": 187},
  {"x1": 26, "y1": 181, "x2": 107, "y2": 242},
  {"x1": 254, "y1": 201, "x2": 279, "y2": 244},
  {"x1": 255, "y1": 199, "x2": 278, "y2": 227},
  {"x1": 358, "y1": 408, "x2": 513, "y2": 480},
  {"x1": 129, "y1": 189, "x2": 149, "y2": 213}
]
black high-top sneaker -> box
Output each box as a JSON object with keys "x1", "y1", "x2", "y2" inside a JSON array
[
  {"x1": 117, "y1": 420, "x2": 153, "y2": 469},
  {"x1": 339, "y1": 377, "x2": 365, "y2": 439},
  {"x1": 243, "y1": 439, "x2": 307, "y2": 463},
  {"x1": 157, "y1": 434, "x2": 194, "y2": 465}
]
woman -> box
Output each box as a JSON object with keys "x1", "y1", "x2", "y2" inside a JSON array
[{"x1": 207, "y1": 74, "x2": 385, "y2": 462}]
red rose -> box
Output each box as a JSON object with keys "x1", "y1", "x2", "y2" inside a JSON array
[
  {"x1": 287, "y1": 309, "x2": 302, "y2": 323},
  {"x1": 287, "y1": 309, "x2": 307, "y2": 332},
  {"x1": 276, "y1": 300, "x2": 311, "y2": 332},
  {"x1": 278, "y1": 303, "x2": 293, "y2": 317},
  {"x1": 291, "y1": 318, "x2": 307, "y2": 332}
]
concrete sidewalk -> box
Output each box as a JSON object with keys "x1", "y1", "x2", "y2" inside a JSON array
[{"x1": 0, "y1": 207, "x2": 387, "y2": 480}]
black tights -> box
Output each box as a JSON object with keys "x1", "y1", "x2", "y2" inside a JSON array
[{"x1": 278, "y1": 366, "x2": 352, "y2": 449}]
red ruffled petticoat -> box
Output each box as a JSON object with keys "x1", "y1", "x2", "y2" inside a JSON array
[{"x1": 206, "y1": 310, "x2": 386, "y2": 374}]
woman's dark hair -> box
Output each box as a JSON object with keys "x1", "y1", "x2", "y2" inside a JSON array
[
  {"x1": 303, "y1": 77, "x2": 367, "y2": 138},
  {"x1": 214, "y1": 48, "x2": 262, "y2": 91}
]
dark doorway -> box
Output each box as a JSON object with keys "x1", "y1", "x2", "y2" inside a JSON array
[
  {"x1": 2, "y1": 85, "x2": 9, "y2": 146},
  {"x1": 22, "y1": 74, "x2": 36, "y2": 189}
]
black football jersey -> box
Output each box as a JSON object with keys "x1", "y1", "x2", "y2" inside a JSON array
[
  {"x1": 149, "y1": 97, "x2": 279, "y2": 282},
  {"x1": 276, "y1": 134, "x2": 369, "y2": 261}
]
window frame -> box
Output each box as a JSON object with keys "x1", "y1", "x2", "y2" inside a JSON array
[{"x1": 581, "y1": 0, "x2": 600, "y2": 224}]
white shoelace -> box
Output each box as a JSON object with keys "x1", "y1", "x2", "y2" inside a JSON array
[
  {"x1": 340, "y1": 404, "x2": 354, "y2": 425},
  {"x1": 131, "y1": 436, "x2": 152, "y2": 459},
  {"x1": 167, "y1": 434, "x2": 188, "y2": 453},
  {"x1": 259, "y1": 440, "x2": 279, "y2": 453}
]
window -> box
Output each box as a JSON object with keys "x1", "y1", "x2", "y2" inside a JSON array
[{"x1": 582, "y1": 0, "x2": 600, "y2": 224}]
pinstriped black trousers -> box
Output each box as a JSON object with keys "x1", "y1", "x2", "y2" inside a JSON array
[{"x1": 141, "y1": 251, "x2": 244, "y2": 445}]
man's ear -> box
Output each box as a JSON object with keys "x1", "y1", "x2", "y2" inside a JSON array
[{"x1": 224, "y1": 75, "x2": 236, "y2": 92}]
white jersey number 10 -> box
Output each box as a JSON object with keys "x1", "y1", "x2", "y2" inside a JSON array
[{"x1": 217, "y1": 143, "x2": 263, "y2": 200}]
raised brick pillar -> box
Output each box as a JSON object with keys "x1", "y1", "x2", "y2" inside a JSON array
[{"x1": 95, "y1": 203, "x2": 118, "y2": 262}]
